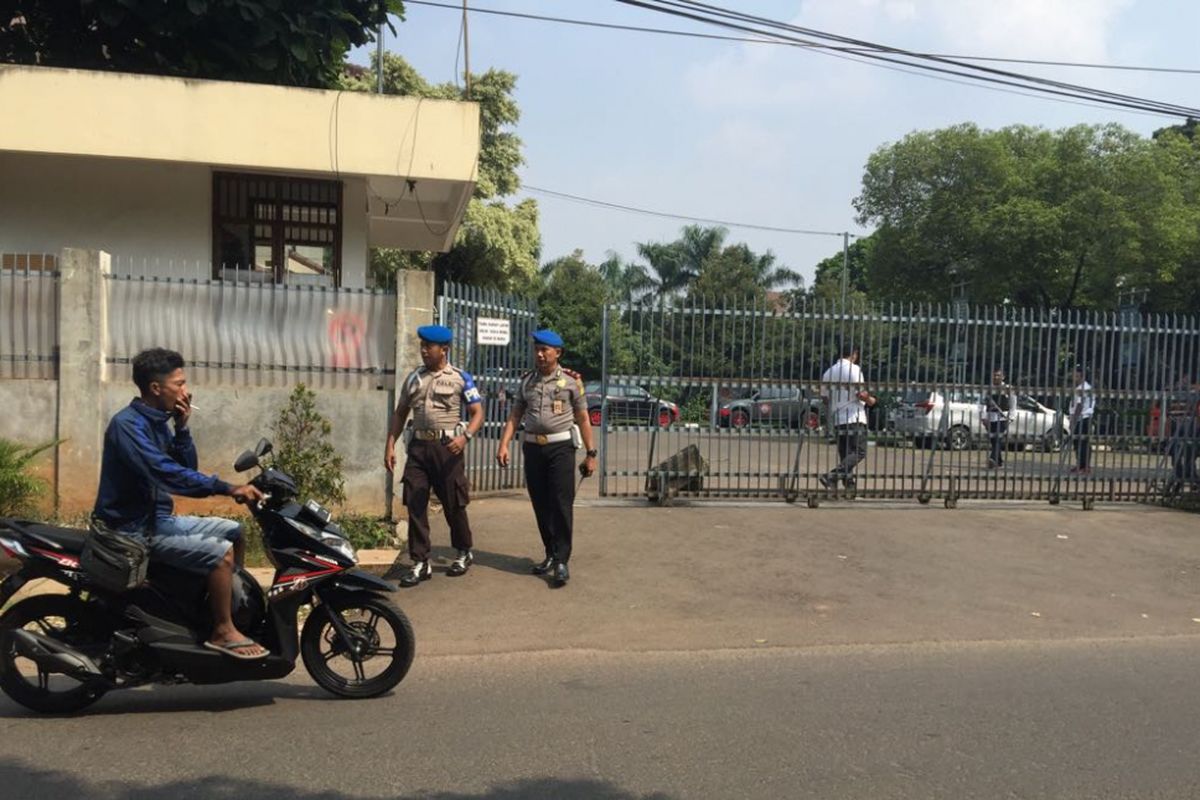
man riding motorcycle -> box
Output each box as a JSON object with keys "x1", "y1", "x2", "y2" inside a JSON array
[{"x1": 92, "y1": 348, "x2": 266, "y2": 659}]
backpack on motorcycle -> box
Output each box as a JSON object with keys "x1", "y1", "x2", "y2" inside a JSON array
[{"x1": 81, "y1": 517, "x2": 149, "y2": 593}]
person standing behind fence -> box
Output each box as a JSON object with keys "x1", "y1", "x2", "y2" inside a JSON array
[
  {"x1": 1069, "y1": 365, "x2": 1096, "y2": 475},
  {"x1": 1166, "y1": 371, "x2": 1200, "y2": 494},
  {"x1": 819, "y1": 343, "x2": 876, "y2": 492},
  {"x1": 383, "y1": 325, "x2": 484, "y2": 588},
  {"x1": 495, "y1": 329, "x2": 596, "y2": 587},
  {"x1": 982, "y1": 369, "x2": 1015, "y2": 469}
]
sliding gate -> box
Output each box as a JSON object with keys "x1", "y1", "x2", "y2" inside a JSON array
[
  {"x1": 598, "y1": 297, "x2": 1200, "y2": 508},
  {"x1": 438, "y1": 281, "x2": 538, "y2": 493}
]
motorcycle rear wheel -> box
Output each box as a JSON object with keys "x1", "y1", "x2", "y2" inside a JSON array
[
  {"x1": 0, "y1": 594, "x2": 109, "y2": 714},
  {"x1": 301, "y1": 593, "x2": 414, "y2": 699}
]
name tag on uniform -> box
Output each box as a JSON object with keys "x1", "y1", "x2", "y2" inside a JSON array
[{"x1": 553, "y1": 399, "x2": 564, "y2": 414}]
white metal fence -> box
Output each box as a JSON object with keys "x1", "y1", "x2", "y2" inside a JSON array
[
  {"x1": 0, "y1": 254, "x2": 58, "y2": 380},
  {"x1": 106, "y1": 271, "x2": 396, "y2": 390}
]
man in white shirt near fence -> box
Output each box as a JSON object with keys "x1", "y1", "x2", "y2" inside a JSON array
[
  {"x1": 819, "y1": 343, "x2": 877, "y2": 492},
  {"x1": 1070, "y1": 365, "x2": 1096, "y2": 474}
]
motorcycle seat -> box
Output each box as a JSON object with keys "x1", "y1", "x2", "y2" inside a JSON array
[{"x1": 0, "y1": 518, "x2": 88, "y2": 553}]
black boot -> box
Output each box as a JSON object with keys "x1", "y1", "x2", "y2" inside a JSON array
[{"x1": 530, "y1": 555, "x2": 555, "y2": 575}]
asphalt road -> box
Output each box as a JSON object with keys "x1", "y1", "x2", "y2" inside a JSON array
[{"x1": 3, "y1": 637, "x2": 1200, "y2": 799}]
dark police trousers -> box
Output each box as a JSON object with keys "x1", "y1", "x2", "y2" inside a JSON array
[
  {"x1": 522, "y1": 441, "x2": 576, "y2": 564},
  {"x1": 402, "y1": 438, "x2": 473, "y2": 562}
]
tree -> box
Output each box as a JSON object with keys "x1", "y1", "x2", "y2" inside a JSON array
[
  {"x1": 4, "y1": 1, "x2": 398, "y2": 89},
  {"x1": 811, "y1": 235, "x2": 873, "y2": 297},
  {"x1": 342, "y1": 53, "x2": 539, "y2": 291},
  {"x1": 689, "y1": 243, "x2": 800, "y2": 302},
  {"x1": 854, "y1": 123, "x2": 1200, "y2": 311},
  {"x1": 536, "y1": 252, "x2": 644, "y2": 380}
]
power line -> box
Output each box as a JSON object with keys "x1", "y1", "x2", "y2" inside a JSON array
[
  {"x1": 612, "y1": 0, "x2": 1200, "y2": 118},
  {"x1": 524, "y1": 185, "x2": 854, "y2": 238},
  {"x1": 404, "y1": 0, "x2": 1200, "y2": 76}
]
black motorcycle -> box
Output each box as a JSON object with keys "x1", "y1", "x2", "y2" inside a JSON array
[{"x1": 0, "y1": 439, "x2": 413, "y2": 714}]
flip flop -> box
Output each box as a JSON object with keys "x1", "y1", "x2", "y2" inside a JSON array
[{"x1": 204, "y1": 639, "x2": 269, "y2": 661}]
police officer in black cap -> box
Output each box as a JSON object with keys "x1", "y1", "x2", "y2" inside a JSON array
[
  {"x1": 496, "y1": 329, "x2": 596, "y2": 586},
  {"x1": 385, "y1": 324, "x2": 483, "y2": 587}
]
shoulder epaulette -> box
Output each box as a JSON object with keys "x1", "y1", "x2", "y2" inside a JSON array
[{"x1": 563, "y1": 368, "x2": 583, "y2": 380}]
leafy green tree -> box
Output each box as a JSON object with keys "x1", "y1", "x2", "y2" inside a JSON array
[
  {"x1": 536, "y1": 252, "x2": 644, "y2": 380},
  {"x1": 271, "y1": 385, "x2": 346, "y2": 508},
  {"x1": 4, "y1": 1, "x2": 398, "y2": 89},
  {"x1": 854, "y1": 123, "x2": 1200, "y2": 311},
  {"x1": 342, "y1": 53, "x2": 539, "y2": 291},
  {"x1": 811, "y1": 235, "x2": 873, "y2": 296}
]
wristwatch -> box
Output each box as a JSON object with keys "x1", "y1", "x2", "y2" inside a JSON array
[{"x1": 586, "y1": 449, "x2": 598, "y2": 457}]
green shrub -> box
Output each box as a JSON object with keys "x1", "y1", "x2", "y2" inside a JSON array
[
  {"x1": 337, "y1": 514, "x2": 396, "y2": 551},
  {"x1": 270, "y1": 384, "x2": 346, "y2": 508},
  {"x1": 678, "y1": 392, "x2": 712, "y2": 425},
  {"x1": 0, "y1": 438, "x2": 57, "y2": 517}
]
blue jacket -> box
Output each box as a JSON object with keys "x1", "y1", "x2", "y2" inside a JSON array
[{"x1": 93, "y1": 399, "x2": 234, "y2": 531}]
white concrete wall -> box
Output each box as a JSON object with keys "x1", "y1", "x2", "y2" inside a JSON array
[{"x1": 0, "y1": 152, "x2": 369, "y2": 288}]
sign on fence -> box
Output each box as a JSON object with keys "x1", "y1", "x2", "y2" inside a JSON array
[{"x1": 476, "y1": 317, "x2": 512, "y2": 346}]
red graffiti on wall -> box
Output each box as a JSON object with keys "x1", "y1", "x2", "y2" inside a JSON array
[{"x1": 327, "y1": 309, "x2": 367, "y2": 369}]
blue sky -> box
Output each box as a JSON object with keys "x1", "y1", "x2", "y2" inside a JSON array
[{"x1": 350, "y1": 1, "x2": 1200, "y2": 286}]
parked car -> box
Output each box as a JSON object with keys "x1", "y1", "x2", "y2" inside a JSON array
[
  {"x1": 891, "y1": 389, "x2": 1067, "y2": 451},
  {"x1": 585, "y1": 382, "x2": 679, "y2": 428},
  {"x1": 717, "y1": 386, "x2": 823, "y2": 430}
]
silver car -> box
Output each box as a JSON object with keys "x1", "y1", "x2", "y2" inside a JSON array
[{"x1": 892, "y1": 390, "x2": 1067, "y2": 452}]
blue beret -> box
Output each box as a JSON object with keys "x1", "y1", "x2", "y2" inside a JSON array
[
  {"x1": 417, "y1": 325, "x2": 453, "y2": 344},
  {"x1": 532, "y1": 329, "x2": 564, "y2": 348}
]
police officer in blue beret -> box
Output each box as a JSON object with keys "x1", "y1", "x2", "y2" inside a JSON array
[
  {"x1": 385, "y1": 324, "x2": 484, "y2": 587},
  {"x1": 496, "y1": 329, "x2": 597, "y2": 586}
]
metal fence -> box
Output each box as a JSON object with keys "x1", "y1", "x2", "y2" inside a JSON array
[
  {"x1": 0, "y1": 254, "x2": 58, "y2": 380},
  {"x1": 598, "y1": 296, "x2": 1200, "y2": 508},
  {"x1": 106, "y1": 269, "x2": 396, "y2": 390},
  {"x1": 438, "y1": 280, "x2": 539, "y2": 493}
]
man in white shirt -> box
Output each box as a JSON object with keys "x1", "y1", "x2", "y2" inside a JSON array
[
  {"x1": 1069, "y1": 365, "x2": 1096, "y2": 474},
  {"x1": 819, "y1": 343, "x2": 876, "y2": 491}
]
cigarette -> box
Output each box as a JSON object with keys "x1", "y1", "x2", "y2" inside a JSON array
[{"x1": 188, "y1": 404, "x2": 200, "y2": 411}]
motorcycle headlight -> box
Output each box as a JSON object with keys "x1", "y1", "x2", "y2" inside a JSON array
[{"x1": 321, "y1": 534, "x2": 357, "y2": 564}]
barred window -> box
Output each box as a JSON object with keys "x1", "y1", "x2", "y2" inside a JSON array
[{"x1": 212, "y1": 172, "x2": 343, "y2": 285}]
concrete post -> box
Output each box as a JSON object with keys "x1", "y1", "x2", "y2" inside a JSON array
[
  {"x1": 389, "y1": 269, "x2": 436, "y2": 520},
  {"x1": 55, "y1": 248, "x2": 110, "y2": 515}
]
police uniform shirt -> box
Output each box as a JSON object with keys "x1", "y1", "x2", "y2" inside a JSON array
[
  {"x1": 396, "y1": 365, "x2": 482, "y2": 430},
  {"x1": 514, "y1": 367, "x2": 586, "y2": 435}
]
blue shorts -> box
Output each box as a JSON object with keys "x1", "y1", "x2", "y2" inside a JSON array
[{"x1": 131, "y1": 516, "x2": 243, "y2": 575}]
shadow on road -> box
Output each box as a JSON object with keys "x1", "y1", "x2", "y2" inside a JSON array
[
  {"x1": 382, "y1": 545, "x2": 537, "y2": 580},
  {"x1": 0, "y1": 680, "x2": 339, "y2": 719},
  {"x1": 0, "y1": 759, "x2": 676, "y2": 799}
]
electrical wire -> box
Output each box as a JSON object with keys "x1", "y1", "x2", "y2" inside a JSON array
[
  {"x1": 612, "y1": 0, "x2": 1200, "y2": 118},
  {"x1": 524, "y1": 185, "x2": 854, "y2": 238},
  {"x1": 403, "y1": 0, "x2": 1200, "y2": 76}
]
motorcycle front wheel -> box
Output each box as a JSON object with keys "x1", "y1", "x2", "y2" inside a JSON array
[
  {"x1": 0, "y1": 594, "x2": 109, "y2": 714},
  {"x1": 301, "y1": 593, "x2": 414, "y2": 699}
]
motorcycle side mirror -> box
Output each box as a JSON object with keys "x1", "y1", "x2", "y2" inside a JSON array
[
  {"x1": 255, "y1": 438, "x2": 273, "y2": 457},
  {"x1": 233, "y1": 450, "x2": 259, "y2": 472}
]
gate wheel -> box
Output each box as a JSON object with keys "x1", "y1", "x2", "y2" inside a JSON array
[
  {"x1": 944, "y1": 497, "x2": 958, "y2": 509},
  {"x1": 806, "y1": 496, "x2": 820, "y2": 509},
  {"x1": 917, "y1": 493, "x2": 931, "y2": 505},
  {"x1": 1081, "y1": 498, "x2": 1095, "y2": 511}
]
